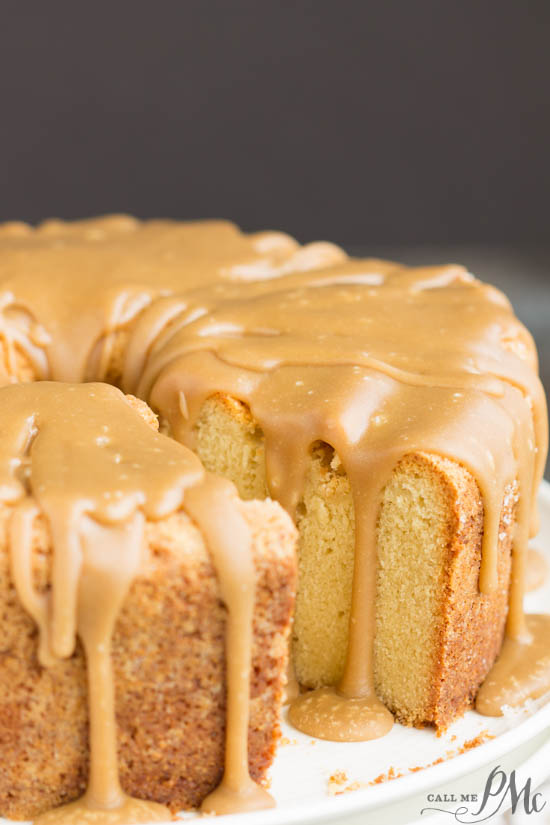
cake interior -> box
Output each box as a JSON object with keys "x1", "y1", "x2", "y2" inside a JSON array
[{"x1": 194, "y1": 393, "x2": 514, "y2": 729}]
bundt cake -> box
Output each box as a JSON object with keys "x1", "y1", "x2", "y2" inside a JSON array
[{"x1": 0, "y1": 215, "x2": 548, "y2": 822}]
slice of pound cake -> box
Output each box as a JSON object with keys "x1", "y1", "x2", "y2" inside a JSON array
[
  {"x1": 193, "y1": 396, "x2": 516, "y2": 729},
  {"x1": 0, "y1": 382, "x2": 296, "y2": 822}
]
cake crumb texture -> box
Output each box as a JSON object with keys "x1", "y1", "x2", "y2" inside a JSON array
[{"x1": 194, "y1": 394, "x2": 515, "y2": 731}]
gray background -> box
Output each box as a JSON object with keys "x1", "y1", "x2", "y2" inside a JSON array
[
  {"x1": 0, "y1": 1, "x2": 548, "y2": 474},
  {"x1": 1, "y1": 0, "x2": 549, "y2": 244}
]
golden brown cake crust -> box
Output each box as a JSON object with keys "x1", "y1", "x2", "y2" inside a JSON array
[
  {"x1": 421, "y1": 454, "x2": 514, "y2": 730},
  {"x1": 378, "y1": 453, "x2": 514, "y2": 730},
  {"x1": 0, "y1": 501, "x2": 296, "y2": 820}
]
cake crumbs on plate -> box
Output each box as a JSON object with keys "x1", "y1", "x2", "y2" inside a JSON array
[
  {"x1": 326, "y1": 730, "x2": 495, "y2": 795},
  {"x1": 459, "y1": 730, "x2": 495, "y2": 752},
  {"x1": 409, "y1": 729, "x2": 494, "y2": 773},
  {"x1": 280, "y1": 736, "x2": 298, "y2": 746},
  {"x1": 327, "y1": 771, "x2": 349, "y2": 795},
  {"x1": 328, "y1": 766, "x2": 403, "y2": 795}
]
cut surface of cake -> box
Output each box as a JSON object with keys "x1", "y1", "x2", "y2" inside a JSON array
[
  {"x1": 193, "y1": 395, "x2": 516, "y2": 730},
  {"x1": 0, "y1": 216, "x2": 548, "y2": 822}
]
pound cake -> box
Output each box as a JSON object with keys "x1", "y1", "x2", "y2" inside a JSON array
[
  {"x1": 0, "y1": 216, "x2": 548, "y2": 822},
  {"x1": 0, "y1": 382, "x2": 296, "y2": 822}
]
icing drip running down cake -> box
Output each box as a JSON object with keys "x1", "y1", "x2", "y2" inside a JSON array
[
  {"x1": 0, "y1": 216, "x2": 548, "y2": 823},
  {"x1": 0, "y1": 382, "x2": 296, "y2": 823}
]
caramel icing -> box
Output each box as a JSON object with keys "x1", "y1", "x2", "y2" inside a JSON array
[
  {"x1": 476, "y1": 614, "x2": 550, "y2": 715},
  {"x1": 0, "y1": 216, "x2": 548, "y2": 812},
  {"x1": 2, "y1": 381, "x2": 273, "y2": 822},
  {"x1": 525, "y1": 547, "x2": 549, "y2": 592}
]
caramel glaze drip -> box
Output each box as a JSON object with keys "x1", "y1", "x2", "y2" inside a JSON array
[
  {"x1": 1, "y1": 381, "x2": 273, "y2": 823},
  {"x1": 525, "y1": 547, "x2": 549, "y2": 592},
  {"x1": 0, "y1": 215, "x2": 548, "y2": 747}
]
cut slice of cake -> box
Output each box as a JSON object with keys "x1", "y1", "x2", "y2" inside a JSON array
[
  {"x1": 193, "y1": 394, "x2": 515, "y2": 731},
  {"x1": 0, "y1": 385, "x2": 297, "y2": 821}
]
